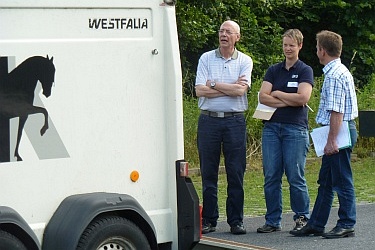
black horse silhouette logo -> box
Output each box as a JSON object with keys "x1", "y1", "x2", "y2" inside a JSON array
[{"x1": 0, "y1": 56, "x2": 55, "y2": 161}]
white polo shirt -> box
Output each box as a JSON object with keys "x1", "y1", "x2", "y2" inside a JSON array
[{"x1": 195, "y1": 48, "x2": 253, "y2": 112}]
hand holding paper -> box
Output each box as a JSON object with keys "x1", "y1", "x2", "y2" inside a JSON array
[{"x1": 310, "y1": 121, "x2": 351, "y2": 157}]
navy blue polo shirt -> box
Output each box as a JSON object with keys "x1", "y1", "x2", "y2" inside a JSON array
[{"x1": 263, "y1": 60, "x2": 314, "y2": 128}]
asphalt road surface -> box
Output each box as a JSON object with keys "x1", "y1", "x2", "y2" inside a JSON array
[{"x1": 201, "y1": 203, "x2": 375, "y2": 250}]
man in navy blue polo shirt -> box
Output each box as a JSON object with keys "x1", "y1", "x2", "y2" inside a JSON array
[
  {"x1": 256, "y1": 29, "x2": 314, "y2": 234},
  {"x1": 195, "y1": 20, "x2": 253, "y2": 235}
]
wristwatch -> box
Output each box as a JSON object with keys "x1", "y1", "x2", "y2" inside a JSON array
[{"x1": 210, "y1": 81, "x2": 216, "y2": 89}]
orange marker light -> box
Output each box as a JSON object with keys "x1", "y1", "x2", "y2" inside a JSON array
[{"x1": 130, "y1": 171, "x2": 139, "y2": 182}]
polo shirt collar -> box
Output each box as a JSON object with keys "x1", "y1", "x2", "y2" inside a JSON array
[
  {"x1": 215, "y1": 48, "x2": 239, "y2": 59},
  {"x1": 281, "y1": 59, "x2": 301, "y2": 70}
]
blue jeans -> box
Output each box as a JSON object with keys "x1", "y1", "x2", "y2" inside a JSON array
[
  {"x1": 308, "y1": 121, "x2": 358, "y2": 230},
  {"x1": 197, "y1": 113, "x2": 246, "y2": 227},
  {"x1": 262, "y1": 122, "x2": 310, "y2": 227}
]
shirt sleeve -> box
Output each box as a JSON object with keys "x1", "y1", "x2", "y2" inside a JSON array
[
  {"x1": 240, "y1": 55, "x2": 253, "y2": 86},
  {"x1": 299, "y1": 65, "x2": 314, "y2": 86},
  {"x1": 263, "y1": 65, "x2": 275, "y2": 84},
  {"x1": 195, "y1": 53, "x2": 209, "y2": 86},
  {"x1": 325, "y1": 76, "x2": 345, "y2": 113}
]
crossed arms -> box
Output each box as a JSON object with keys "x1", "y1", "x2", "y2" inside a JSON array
[
  {"x1": 195, "y1": 75, "x2": 249, "y2": 98},
  {"x1": 259, "y1": 81, "x2": 312, "y2": 108}
]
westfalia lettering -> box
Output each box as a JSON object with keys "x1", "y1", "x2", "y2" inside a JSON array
[{"x1": 89, "y1": 18, "x2": 148, "y2": 29}]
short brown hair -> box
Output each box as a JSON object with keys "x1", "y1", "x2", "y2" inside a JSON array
[{"x1": 316, "y1": 30, "x2": 342, "y2": 57}]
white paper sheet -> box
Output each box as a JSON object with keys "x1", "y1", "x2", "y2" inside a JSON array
[
  {"x1": 252, "y1": 93, "x2": 277, "y2": 120},
  {"x1": 310, "y1": 121, "x2": 351, "y2": 157}
]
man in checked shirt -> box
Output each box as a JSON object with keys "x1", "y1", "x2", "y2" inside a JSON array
[{"x1": 291, "y1": 30, "x2": 359, "y2": 239}]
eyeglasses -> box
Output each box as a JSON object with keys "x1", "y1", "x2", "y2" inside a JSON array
[{"x1": 218, "y1": 29, "x2": 238, "y2": 35}]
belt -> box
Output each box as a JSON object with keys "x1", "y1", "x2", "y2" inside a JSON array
[{"x1": 201, "y1": 110, "x2": 244, "y2": 118}]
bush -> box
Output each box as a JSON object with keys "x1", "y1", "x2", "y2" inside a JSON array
[{"x1": 183, "y1": 74, "x2": 375, "y2": 168}]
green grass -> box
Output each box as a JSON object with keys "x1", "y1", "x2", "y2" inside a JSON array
[
  {"x1": 190, "y1": 157, "x2": 375, "y2": 221},
  {"x1": 185, "y1": 75, "x2": 375, "y2": 220}
]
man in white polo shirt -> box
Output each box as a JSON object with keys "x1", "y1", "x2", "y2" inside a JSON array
[{"x1": 195, "y1": 20, "x2": 253, "y2": 235}]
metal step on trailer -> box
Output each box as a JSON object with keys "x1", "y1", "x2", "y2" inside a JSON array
[{"x1": 194, "y1": 236, "x2": 274, "y2": 250}]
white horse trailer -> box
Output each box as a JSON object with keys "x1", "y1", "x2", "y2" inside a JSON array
[{"x1": 0, "y1": 1, "x2": 200, "y2": 249}]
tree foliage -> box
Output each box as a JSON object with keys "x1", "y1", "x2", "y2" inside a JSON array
[
  {"x1": 279, "y1": 0, "x2": 375, "y2": 87},
  {"x1": 176, "y1": 0, "x2": 375, "y2": 96}
]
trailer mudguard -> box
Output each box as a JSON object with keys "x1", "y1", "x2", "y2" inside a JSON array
[
  {"x1": 176, "y1": 160, "x2": 200, "y2": 250},
  {"x1": 0, "y1": 206, "x2": 40, "y2": 250},
  {"x1": 42, "y1": 192, "x2": 157, "y2": 250}
]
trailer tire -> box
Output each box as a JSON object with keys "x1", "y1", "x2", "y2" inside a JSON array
[
  {"x1": 76, "y1": 216, "x2": 151, "y2": 250},
  {"x1": 0, "y1": 230, "x2": 27, "y2": 250}
]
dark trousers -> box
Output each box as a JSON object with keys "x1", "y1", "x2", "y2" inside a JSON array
[
  {"x1": 309, "y1": 120, "x2": 358, "y2": 230},
  {"x1": 197, "y1": 113, "x2": 247, "y2": 226}
]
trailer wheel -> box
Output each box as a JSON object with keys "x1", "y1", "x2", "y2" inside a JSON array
[
  {"x1": 0, "y1": 230, "x2": 27, "y2": 250},
  {"x1": 76, "y1": 216, "x2": 151, "y2": 250}
]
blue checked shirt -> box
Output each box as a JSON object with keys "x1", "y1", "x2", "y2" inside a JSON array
[{"x1": 316, "y1": 59, "x2": 358, "y2": 125}]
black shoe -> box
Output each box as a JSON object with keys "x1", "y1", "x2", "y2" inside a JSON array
[
  {"x1": 290, "y1": 224, "x2": 324, "y2": 236},
  {"x1": 257, "y1": 224, "x2": 281, "y2": 233},
  {"x1": 322, "y1": 226, "x2": 355, "y2": 239},
  {"x1": 289, "y1": 216, "x2": 308, "y2": 234},
  {"x1": 202, "y1": 223, "x2": 216, "y2": 234},
  {"x1": 230, "y1": 222, "x2": 246, "y2": 235}
]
